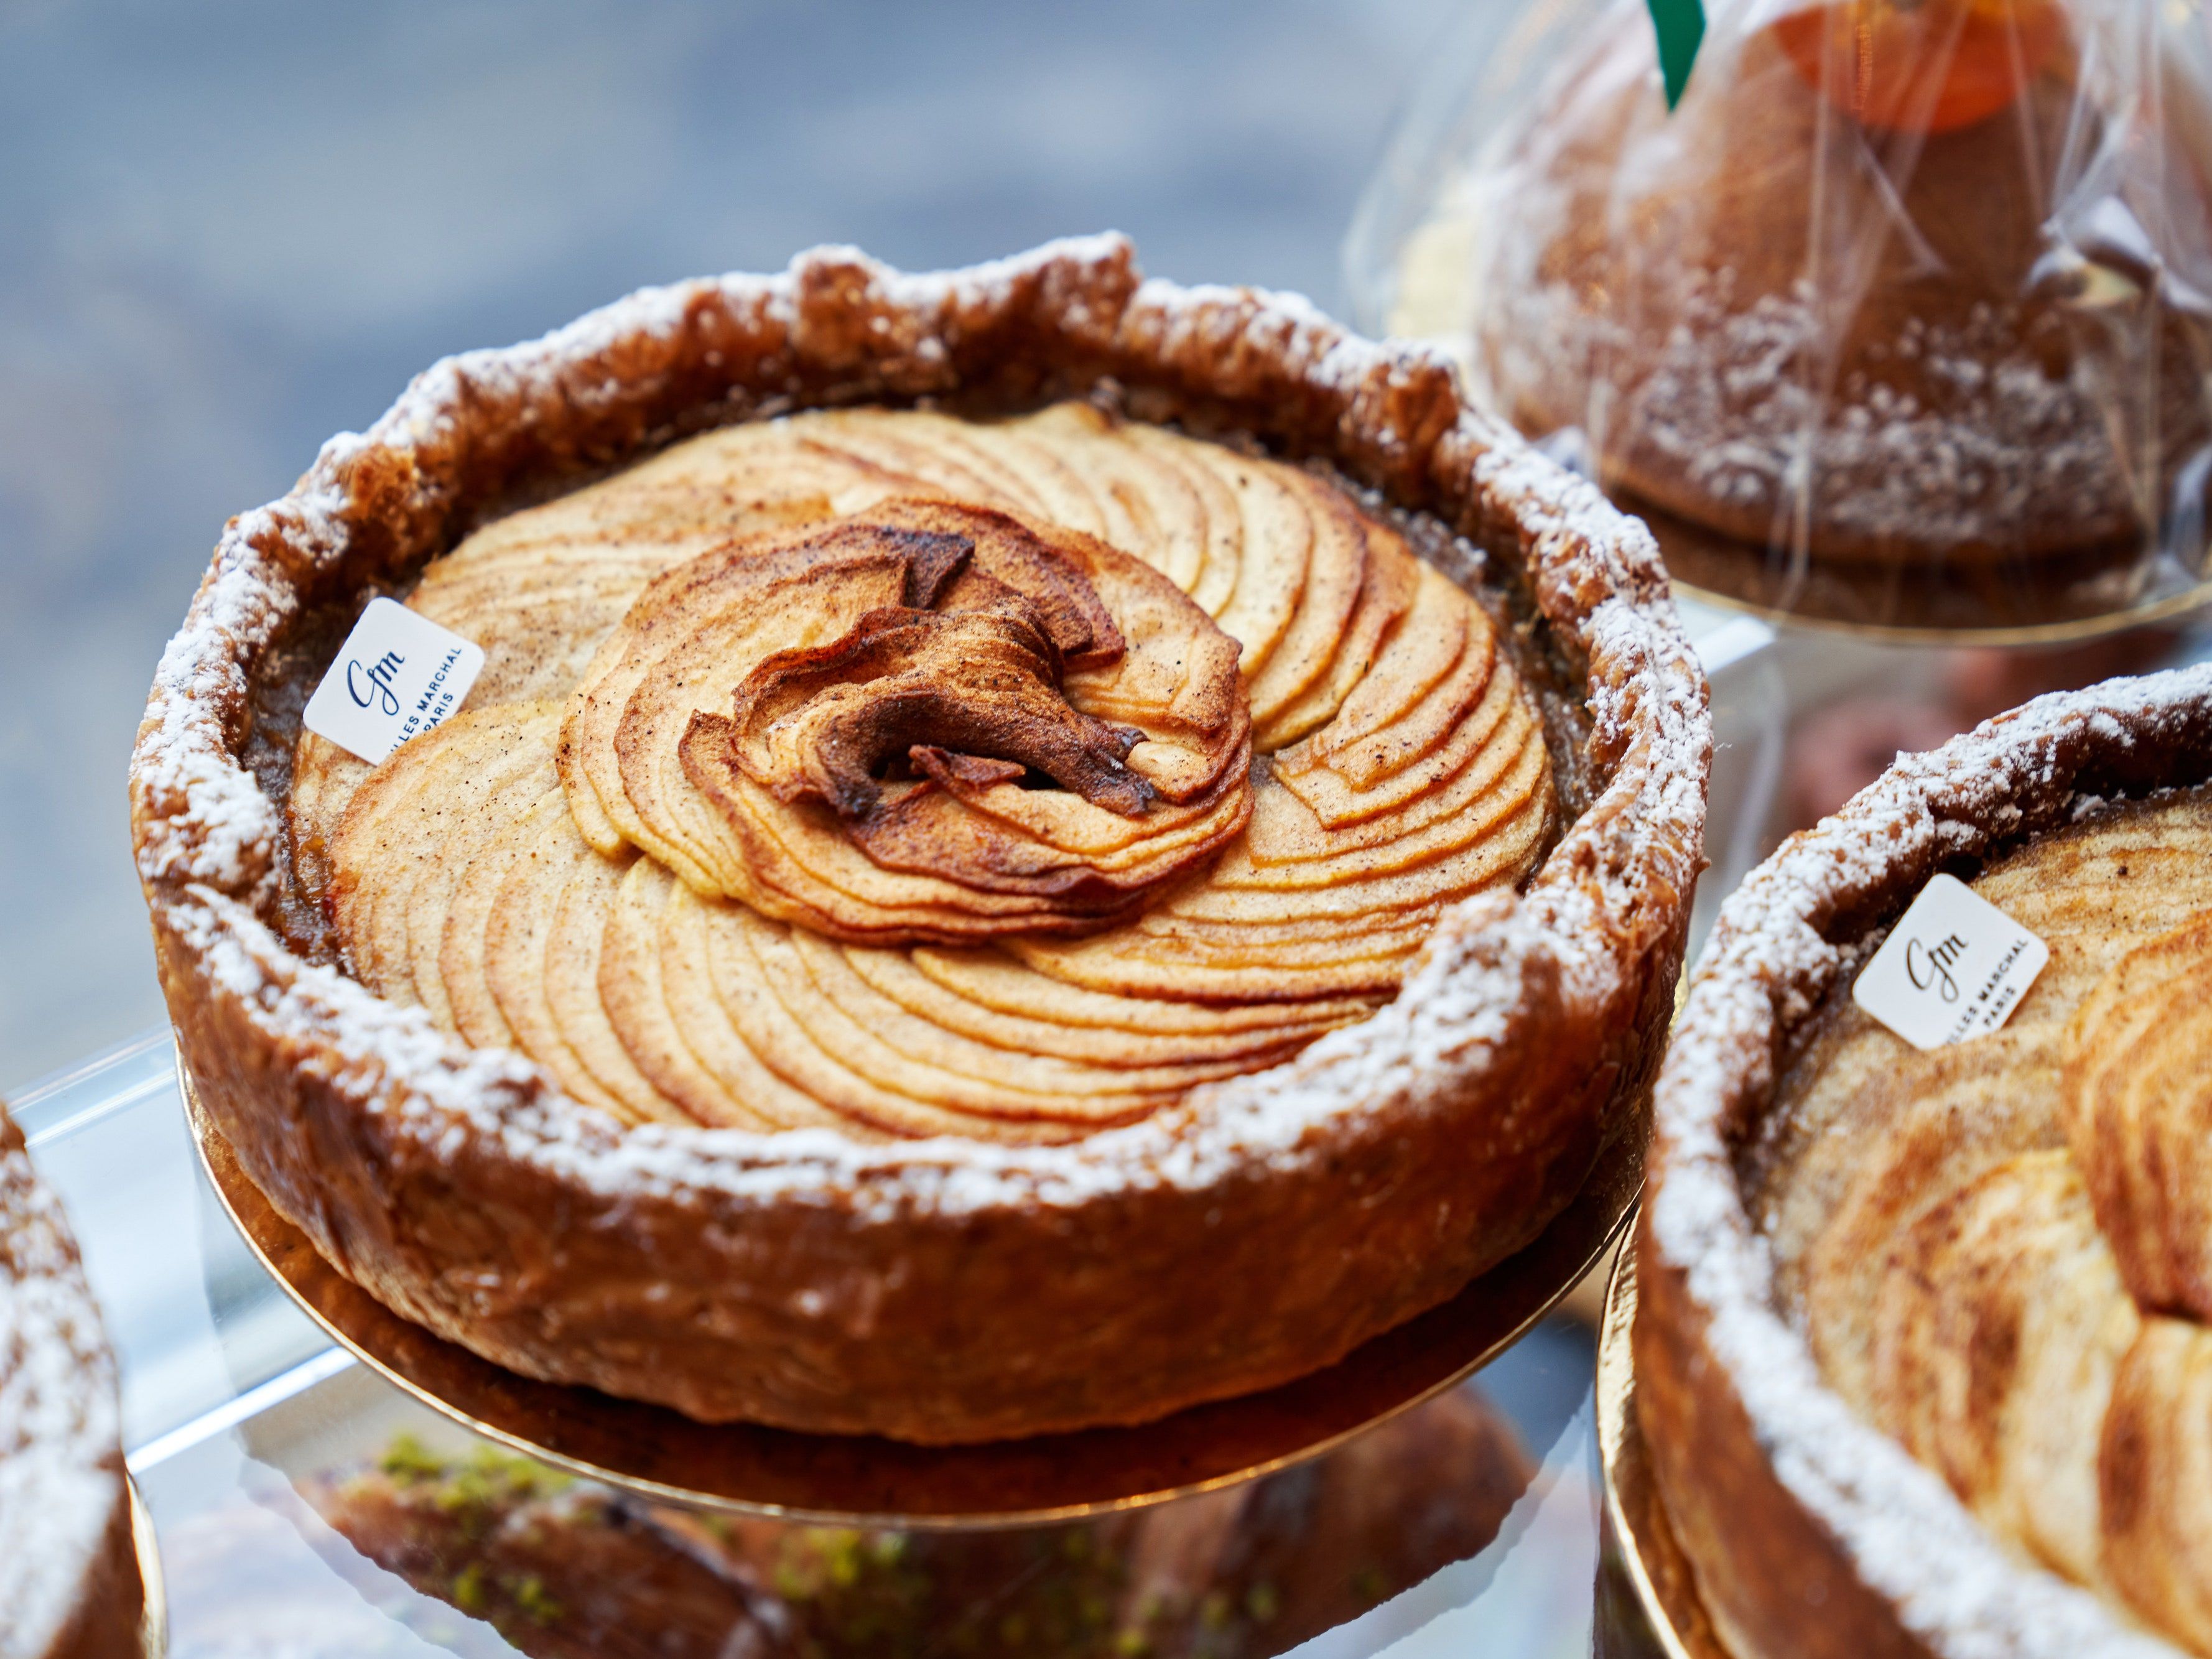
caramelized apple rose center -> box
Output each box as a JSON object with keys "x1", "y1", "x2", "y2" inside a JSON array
[{"x1": 562, "y1": 500, "x2": 1252, "y2": 944}]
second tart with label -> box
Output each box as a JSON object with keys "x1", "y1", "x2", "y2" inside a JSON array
[{"x1": 1638, "y1": 666, "x2": 2212, "y2": 1659}]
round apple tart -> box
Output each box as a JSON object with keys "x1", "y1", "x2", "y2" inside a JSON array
[
  {"x1": 1638, "y1": 664, "x2": 2212, "y2": 1659},
  {"x1": 132, "y1": 236, "x2": 1708, "y2": 1443}
]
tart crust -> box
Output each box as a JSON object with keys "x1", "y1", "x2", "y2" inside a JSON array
[
  {"x1": 1638, "y1": 664, "x2": 2212, "y2": 1659},
  {"x1": 0, "y1": 1104, "x2": 142, "y2": 1659},
  {"x1": 132, "y1": 236, "x2": 1709, "y2": 1444}
]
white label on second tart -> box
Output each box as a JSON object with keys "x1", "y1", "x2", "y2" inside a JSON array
[
  {"x1": 1852, "y1": 873, "x2": 2049, "y2": 1052},
  {"x1": 302, "y1": 598, "x2": 485, "y2": 764}
]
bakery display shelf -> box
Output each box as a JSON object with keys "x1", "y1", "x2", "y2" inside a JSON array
[
  {"x1": 20, "y1": 1028, "x2": 1688, "y2": 1657},
  {"x1": 180, "y1": 1050, "x2": 1640, "y2": 1528},
  {"x1": 1594, "y1": 1248, "x2": 1732, "y2": 1659}
]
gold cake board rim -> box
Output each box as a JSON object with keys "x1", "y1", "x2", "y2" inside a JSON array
[
  {"x1": 131, "y1": 1476, "x2": 166, "y2": 1658},
  {"x1": 1597, "y1": 1243, "x2": 1736, "y2": 1659},
  {"x1": 183, "y1": 1057, "x2": 1640, "y2": 1529}
]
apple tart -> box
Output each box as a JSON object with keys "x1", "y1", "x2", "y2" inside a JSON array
[
  {"x1": 1638, "y1": 664, "x2": 2212, "y2": 1659},
  {"x1": 0, "y1": 1104, "x2": 142, "y2": 1659},
  {"x1": 132, "y1": 237, "x2": 1708, "y2": 1442}
]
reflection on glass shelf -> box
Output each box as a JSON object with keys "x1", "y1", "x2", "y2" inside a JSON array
[{"x1": 17, "y1": 1032, "x2": 1617, "y2": 1657}]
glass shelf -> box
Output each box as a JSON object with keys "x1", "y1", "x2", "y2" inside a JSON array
[
  {"x1": 13, "y1": 595, "x2": 1783, "y2": 1657},
  {"x1": 18, "y1": 1031, "x2": 1680, "y2": 1658}
]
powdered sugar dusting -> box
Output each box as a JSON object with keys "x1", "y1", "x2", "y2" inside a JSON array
[
  {"x1": 1649, "y1": 664, "x2": 2212, "y2": 1659},
  {"x1": 130, "y1": 238, "x2": 1706, "y2": 1238},
  {"x1": 0, "y1": 1110, "x2": 126, "y2": 1659}
]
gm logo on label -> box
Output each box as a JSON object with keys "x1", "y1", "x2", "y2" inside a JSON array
[
  {"x1": 1853, "y1": 873, "x2": 2049, "y2": 1052},
  {"x1": 304, "y1": 598, "x2": 485, "y2": 765}
]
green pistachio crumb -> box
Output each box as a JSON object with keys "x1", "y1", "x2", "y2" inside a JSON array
[
  {"x1": 450, "y1": 1562, "x2": 486, "y2": 1613},
  {"x1": 508, "y1": 1573, "x2": 564, "y2": 1624},
  {"x1": 379, "y1": 1434, "x2": 448, "y2": 1485}
]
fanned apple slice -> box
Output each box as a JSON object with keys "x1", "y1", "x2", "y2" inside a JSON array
[
  {"x1": 908, "y1": 947, "x2": 1383, "y2": 1036},
  {"x1": 799, "y1": 412, "x2": 1038, "y2": 514},
  {"x1": 1128, "y1": 920, "x2": 1435, "y2": 969},
  {"x1": 481, "y1": 793, "x2": 638, "y2": 1117},
  {"x1": 326, "y1": 742, "x2": 450, "y2": 1001},
  {"x1": 1175, "y1": 783, "x2": 1550, "y2": 918},
  {"x1": 289, "y1": 736, "x2": 372, "y2": 915},
  {"x1": 597, "y1": 862, "x2": 828, "y2": 1132},
  {"x1": 773, "y1": 929, "x2": 1242, "y2": 1113},
  {"x1": 1176, "y1": 440, "x2": 1311, "y2": 687},
  {"x1": 539, "y1": 845, "x2": 694, "y2": 1124},
  {"x1": 686, "y1": 899, "x2": 1090, "y2": 1141},
  {"x1": 654, "y1": 881, "x2": 869, "y2": 1132},
  {"x1": 839, "y1": 947, "x2": 1359, "y2": 1067},
  {"x1": 690, "y1": 778, "x2": 1116, "y2": 943},
  {"x1": 437, "y1": 785, "x2": 568, "y2": 1054},
  {"x1": 328, "y1": 702, "x2": 564, "y2": 1009},
  {"x1": 402, "y1": 718, "x2": 575, "y2": 1032},
  {"x1": 1276, "y1": 642, "x2": 1514, "y2": 830},
  {"x1": 855, "y1": 411, "x2": 1097, "y2": 531},
  {"x1": 1278, "y1": 565, "x2": 1471, "y2": 761},
  {"x1": 964, "y1": 406, "x2": 1216, "y2": 595},
  {"x1": 1008, "y1": 928, "x2": 1424, "y2": 1002},
  {"x1": 932, "y1": 763, "x2": 1250, "y2": 869},
  {"x1": 1276, "y1": 597, "x2": 1499, "y2": 796},
  {"x1": 1059, "y1": 536, "x2": 1245, "y2": 741},
  {"x1": 1235, "y1": 708, "x2": 1546, "y2": 884},
  {"x1": 1119, "y1": 421, "x2": 1246, "y2": 617},
  {"x1": 1242, "y1": 481, "x2": 1372, "y2": 740},
  {"x1": 1255, "y1": 518, "x2": 1422, "y2": 751}
]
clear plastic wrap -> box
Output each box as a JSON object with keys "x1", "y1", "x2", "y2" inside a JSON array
[{"x1": 1350, "y1": 0, "x2": 2212, "y2": 636}]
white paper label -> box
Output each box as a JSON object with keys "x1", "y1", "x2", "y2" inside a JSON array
[
  {"x1": 302, "y1": 598, "x2": 485, "y2": 764},
  {"x1": 1851, "y1": 873, "x2": 2049, "y2": 1051}
]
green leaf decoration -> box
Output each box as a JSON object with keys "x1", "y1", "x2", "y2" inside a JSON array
[{"x1": 1647, "y1": 0, "x2": 1706, "y2": 109}]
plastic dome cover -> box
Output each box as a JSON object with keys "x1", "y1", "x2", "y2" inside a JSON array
[{"x1": 1352, "y1": 0, "x2": 2212, "y2": 636}]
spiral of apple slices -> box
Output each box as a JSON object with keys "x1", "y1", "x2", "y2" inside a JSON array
[
  {"x1": 332, "y1": 701, "x2": 1367, "y2": 1140},
  {"x1": 317, "y1": 403, "x2": 1556, "y2": 1140}
]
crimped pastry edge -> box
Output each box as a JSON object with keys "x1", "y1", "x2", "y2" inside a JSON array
[
  {"x1": 1640, "y1": 664, "x2": 2212, "y2": 1659},
  {"x1": 130, "y1": 235, "x2": 1709, "y2": 1442},
  {"x1": 0, "y1": 1104, "x2": 140, "y2": 1659}
]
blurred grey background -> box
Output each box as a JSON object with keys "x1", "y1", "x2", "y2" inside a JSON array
[{"x1": 0, "y1": 0, "x2": 1461, "y2": 1087}]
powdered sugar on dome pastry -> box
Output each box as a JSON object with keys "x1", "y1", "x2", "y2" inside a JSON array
[{"x1": 1649, "y1": 663, "x2": 2212, "y2": 1659}]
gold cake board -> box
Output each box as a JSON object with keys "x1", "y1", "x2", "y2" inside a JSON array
[
  {"x1": 184, "y1": 1063, "x2": 1643, "y2": 1527},
  {"x1": 131, "y1": 1477, "x2": 167, "y2": 1658},
  {"x1": 1595, "y1": 1245, "x2": 1734, "y2": 1659}
]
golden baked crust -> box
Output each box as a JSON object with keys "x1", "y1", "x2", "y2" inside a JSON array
[
  {"x1": 0, "y1": 1105, "x2": 142, "y2": 1659},
  {"x1": 1473, "y1": 14, "x2": 2212, "y2": 567},
  {"x1": 131, "y1": 236, "x2": 1708, "y2": 1443},
  {"x1": 1638, "y1": 666, "x2": 2212, "y2": 1659}
]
